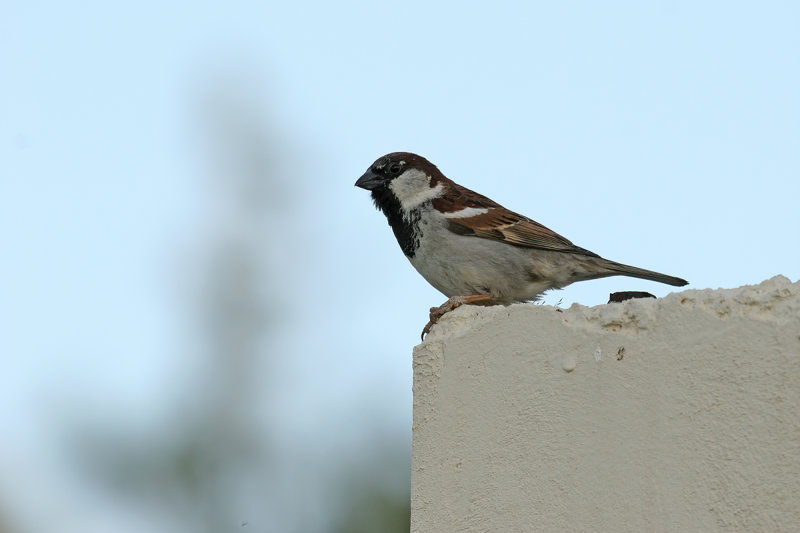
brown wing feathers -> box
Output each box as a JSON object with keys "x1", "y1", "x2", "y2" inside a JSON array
[{"x1": 431, "y1": 181, "x2": 595, "y2": 255}]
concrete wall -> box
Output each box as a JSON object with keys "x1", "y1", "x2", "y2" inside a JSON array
[{"x1": 411, "y1": 276, "x2": 799, "y2": 532}]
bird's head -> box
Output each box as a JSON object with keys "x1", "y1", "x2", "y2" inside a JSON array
[{"x1": 355, "y1": 152, "x2": 447, "y2": 213}]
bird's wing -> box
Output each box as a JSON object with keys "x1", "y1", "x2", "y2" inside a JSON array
[{"x1": 434, "y1": 185, "x2": 598, "y2": 256}]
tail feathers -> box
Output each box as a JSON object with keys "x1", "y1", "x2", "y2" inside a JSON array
[{"x1": 603, "y1": 260, "x2": 688, "y2": 287}]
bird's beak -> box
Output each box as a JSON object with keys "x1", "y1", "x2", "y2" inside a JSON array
[{"x1": 355, "y1": 169, "x2": 385, "y2": 190}]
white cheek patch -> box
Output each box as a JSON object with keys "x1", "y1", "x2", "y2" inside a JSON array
[
  {"x1": 389, "y1": 169, "x2": 444, "y2": 212},
  {"x1": 442, "y1": 207, "x2": 490, "y2": 218}
]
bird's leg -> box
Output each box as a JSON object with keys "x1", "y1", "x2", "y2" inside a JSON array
[{"x1": 421, "y1": 294, "x2": 494, "y2": 340}]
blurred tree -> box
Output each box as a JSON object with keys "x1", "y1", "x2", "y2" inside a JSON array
[
  {"x1": 332, "y1": 443, "x2": 411, "y2": 533},
  {"x1": 70, "y1": 80, "x2": 285, "y2": 533},
  {"x1": 67, "y1": 75, "x2": 410, "y2": 533},
  {"x1": 0, "y1": 508, "x2": 21, "y2": 533}
]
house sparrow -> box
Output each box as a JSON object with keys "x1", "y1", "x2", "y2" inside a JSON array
[{"x1": 355, "y1": 152, "x2": 688, "y2": 339}]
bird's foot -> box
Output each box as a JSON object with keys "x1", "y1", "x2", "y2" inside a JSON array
[{"x1": 421, "y1": 294, "x2": 494, "y2": 340}]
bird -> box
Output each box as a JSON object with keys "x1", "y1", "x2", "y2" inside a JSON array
[{"x1": 355, "y1": 152, "x2": 688, "y2": 339}]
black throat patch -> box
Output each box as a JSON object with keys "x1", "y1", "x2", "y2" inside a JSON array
[{"x1": 371, "y1": 186, "x2": 421, "y2": 258}]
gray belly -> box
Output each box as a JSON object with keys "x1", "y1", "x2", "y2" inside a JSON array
[{"x1": 408, "y1": 220, "x2": 542, "y2": 302}]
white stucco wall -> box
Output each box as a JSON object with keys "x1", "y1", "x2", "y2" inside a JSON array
[{"x1": 411, "y1": 276, "x2": 800, "y2": 532}]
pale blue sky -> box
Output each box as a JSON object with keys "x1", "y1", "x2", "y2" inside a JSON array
[{"x1": 1, "y1": 1, "x2": 799, "y2": 531}]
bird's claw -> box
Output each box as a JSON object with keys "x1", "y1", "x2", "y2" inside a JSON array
[{"x1": 420, "y1": 295, "x2": 493, "y2": 340}]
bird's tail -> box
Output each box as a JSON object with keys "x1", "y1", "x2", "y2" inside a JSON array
[{"x1": 601, "y1": 259, "x2": 688, "y2": 287}]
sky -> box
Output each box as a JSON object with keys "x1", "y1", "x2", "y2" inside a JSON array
[{"x1": 1, "y1": 1, "x2": 799, "y2": 531}]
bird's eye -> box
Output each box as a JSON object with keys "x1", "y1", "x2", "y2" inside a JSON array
[{"x1": 387, "y1": 162, "x2": 402, "y2": 175}]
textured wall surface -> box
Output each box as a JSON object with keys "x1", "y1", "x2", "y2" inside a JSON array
[{"x1": 411, "y1": 276, "x2": 800, "y2": 532}]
